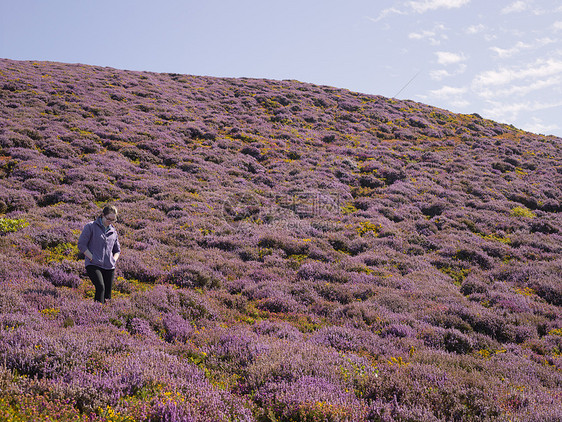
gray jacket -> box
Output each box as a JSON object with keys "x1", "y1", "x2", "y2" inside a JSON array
[{"x1": 77, "y1": 218, "x2": 121, "y2": 269}]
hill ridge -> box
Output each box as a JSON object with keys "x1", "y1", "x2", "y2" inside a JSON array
[{"x1": 0, "y1": 58, "x2": 561, "y2": 421}]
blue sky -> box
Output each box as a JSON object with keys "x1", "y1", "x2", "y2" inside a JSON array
[{"x1": 2, "y1": 0, "x2": 562, "y2": 137}]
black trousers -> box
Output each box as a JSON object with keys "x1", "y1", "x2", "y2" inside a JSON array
[{"x1": 86, "y1": 265, "x2": 114, "y2": 303}]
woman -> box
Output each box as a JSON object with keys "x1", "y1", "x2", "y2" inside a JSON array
[{"x1": 78, "y1": 205, "x2": 121, "y2": 303}]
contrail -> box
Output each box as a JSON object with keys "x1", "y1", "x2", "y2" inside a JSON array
[{"x1": 393, "y1": 70, "x2": 422, "y2": 98}]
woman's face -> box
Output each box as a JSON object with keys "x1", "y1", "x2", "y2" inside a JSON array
[{"x1": 102, "y1": 213, "x2": 117, "y2": 226}]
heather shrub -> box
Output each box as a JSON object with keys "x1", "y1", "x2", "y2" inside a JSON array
[
  {"x1": 376, "y1": 292, "x2": 412, "y2": 313},
  {"x1": 0, "y1": 289, "x2": 28, "y2": 314},
  {"x1": 420, "y1": 201, "x2": 446, "y2": 218},
  {"x1": 117, "y1": 251, "x2": 165, "y2": 284},
  {"x1": 0, "y1": 325, "x2": 92, "y2": 379},
  {"x1": 257, "y1": 232, "x2": 310, "y2": 256},
  {"x1": 490, "y1": 290, "x2": 533, "y2": 314},
  {"x1": 52, "y1": 348, "x2": 254, "y2": 420},
  {"x1": 533, "y1": 281, "x2": 562, "y2": 307},
  {"x1": 244, "y1": 338, "x2": 377, "y2": 394},
  {"x1": 214, "y1": 290, "x2": 250, "y2": 316},
  {"x1": 0, "y1": 188, "x2": 36, "y2": 211},
  {"x1": 40, "y1": 186, "x2": 95, "y2": 206},
  {"x1": 315, "y1": 282, "x2": 354, "y2": 304},
  {"x1": 255, "y1": 290, "x2": 302, "y2": 314},
  {"x1": 39, "y1": 138, "x2": 78, "y2": 159},
  {"x1": 32, "y1": 226, "x2": 75, "y2": 249},
  {"x1": 367, "y1": 400, "x2": 442, "y2": 422},
  {"x1": 438, "y1": 245, "x2": 493, "y2": 271},
  {"x1": 199, "y1": 233, "x2": 242, "y2": 252},
  {"x1": 420, "y1": 326, "x2": 474, "y2": 354},
  {"x1": 23, "y1": 177, "x2": 57, "y2": 195},
  {"x1": 129, "y1": 284, "x2": 218, "y2": 322},
  {"x1": 166, "y1": 262, "x2": 225, "y2": 289},
  {"x1": 298, "y1": 261, "x2": 350, "y2": 284},
  {"x1": 70, "y1": 137, "x2": 101, "y2": 154},
  {"x1": 44, "y1": 264, "x2": 82, "y2": 288},
  {"x1": 512, "y1": 324, "x2": 537, "y2": 344},
  {"x1": 127, "y1": 317, "x2": 159, "y2": 340},
  {"x1": 0, "y1": 393, "x2": 88, "y2": 422},
  {"x1": 288, "y1": 279, "x2": 324, "y2": 306},
  {"x1": 206, "y1": 326, "x2": 269, "y2": 370},
  {"x1": 144, "y1": 389, "x2": 254, "y2": 422},
  {"x1": 57, "y1": 300, "x2": 115, "y2": 327},
  {"x1": 253, "y1": 320, "x2": 304, "y2": 341},
  {"x1": 363, "y1": 362, "x2": 503, "y2": 421},
  {"x1": 310, "y1": 325, "x2": 385, "y2": 355},
  {"x1": 0, "y1": 313, "x2": 41, "y2": 335},
  {"x1": 332, "y1": 301, "x2": 387, "y2": 328},
  {"x1": 460, "y1": 276, "x2": 490, "y2": 297},
  {"x1": 254, "y1": 375, "x2": 367, "y2": 421},
  {"x1": 455, "y1": 306, "x2": 517, "y2": 343},
  {"x1": 20, "y1": 282, "x2": 61, "y2": 312},
  {"x1": 225, "y1": 277, "x2": 256, "y2": 295},
  {"x1": 79, "y1": 181, "x2": 120, "y2": 202},
  {"x1": 162, "y1": 313, "x2": 194, "y2": 343},
  {"x1": 381, "y1": 323, "x2": 416, "y2": 339},
  {"x1": 0, "y1": 252, "x2": 35, "y2": 281},
  {"x1": 424, "y1": 307, "x2": 474, "y2": 333}
]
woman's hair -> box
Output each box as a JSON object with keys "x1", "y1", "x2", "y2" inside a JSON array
[{"x1": 102, "y1": 204, "x2": 118, "y2": 217}]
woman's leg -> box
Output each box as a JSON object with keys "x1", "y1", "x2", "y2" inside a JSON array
[
  {"x1": 101, "y1": 268, "x2": 115, "y2": 302},
  {"x1": 86, "y1": 265, "x2": 105, "y2": 303}
]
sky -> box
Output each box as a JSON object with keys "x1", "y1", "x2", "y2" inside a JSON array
[{"x1": 2, "y1": 0, "x2": 562, "y2": 137}]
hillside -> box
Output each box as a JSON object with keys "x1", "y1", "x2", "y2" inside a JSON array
[{"x1": 0, "y1": 58, "x2": 561, "y2": 421}]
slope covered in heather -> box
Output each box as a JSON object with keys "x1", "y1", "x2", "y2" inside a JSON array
[{"x1": 0, "y1": 58, "x2": 561, "y2": 421}]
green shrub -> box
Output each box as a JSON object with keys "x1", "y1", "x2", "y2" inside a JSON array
[
  {"x1": 0, "y1": 218, "x2": 28, "y2": 235},
  {"x1": 510, "y1": 206, "x2": 536, "y2": 218}
]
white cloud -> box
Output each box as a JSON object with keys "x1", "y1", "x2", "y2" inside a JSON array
[
  {"x1": 473, "y1": 69, "x2": 512, "y2": 87},
  {"x1": 478, "y1": 76, "x2": 562, "y2": 99},
  {"x1": 418, "y1": 85, "x2": 471, "y2": 108},
  {"x1": 408, "y1": 24, "x2": 447, "y2": 45},
  {"x1": 429, "y1": 85, "x2": 468, "y2": 98},
  {"x1": 522, "y1": 117, "x2": 560, "y2": 135},
  {"x1": 429, "y1": 69, "x2": 453, "y2": 80},
  {"x1": 501, "y1": 1, "x2": 528, "y2": 14},
  {"x1": 473, "y1": 59, "x2": 562, "y2": 126},
  {"x1": 473, "y1": 59, "x2": 562, "y2": 87},
  {"x1": 435, "y1": 51, "x2": 466, "y2": 65},
  {"x1": 373, "y1": 0, "x2": 470, "y2": 20},
  {"x1": 490, "y1": 38, "x2": 556, "y2": 58},
  {"x1": 490, "y1": 42, "x2": 530, "y2": 59},
  {"x1": 484, "y1": 99, "x2": 562, "y2": 122},
  {"x1": 409, "y1": 29, "x2": 436, "y2": 40},
  {"x1": 451, "y1": 99, "x2": 471, "y2": 108},
  {"x1": 434, "y1": 96, "x2": 470, "y2": 108},
  {"x1": 466, "y1": 24, "x2": 485, "y2": 34},
  {"x1": 408, "y1": 0, "x2": 471, "y2": 14},
  {"x1": 430, "y1": 63, "x2": 467, "y2": 80},
  {"x1": 553, "y1": 21, "x2": 562, "y2": 32},
  {"x1": 367, "y1": 8, "x2": 406, "y2": 22}
]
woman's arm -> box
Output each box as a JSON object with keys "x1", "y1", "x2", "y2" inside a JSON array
[
  {"x1": 112, "y1": 236, "x2": 121, "y2": 264},
  {"x1": 77, "y1": 224, "x2": 93, "y2": 257}
]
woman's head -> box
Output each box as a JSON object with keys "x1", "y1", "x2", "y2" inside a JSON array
[{"x1": 101, "y1": 204, "x2": 118, "y2": 225}]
